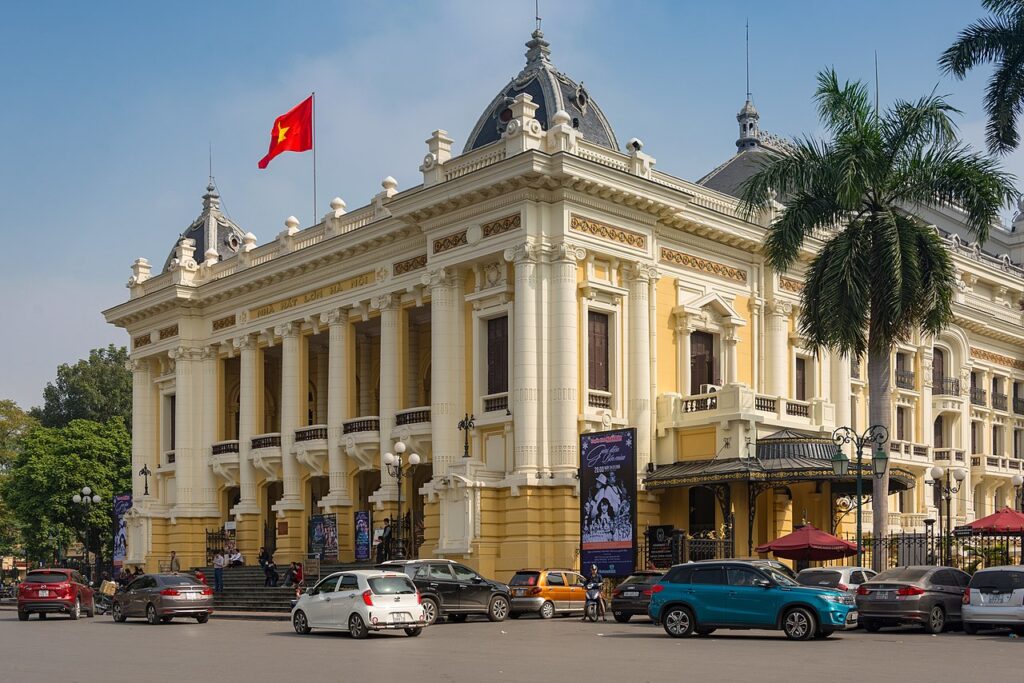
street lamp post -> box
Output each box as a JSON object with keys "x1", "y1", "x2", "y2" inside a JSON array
[
  {"x1": 458, "y1": 414, "x2": 475, "y2": 458},
  {"x1": 71, "y1": 486, "x2": 102, "y2": 580},
  {"x1": 139, "y1": 464, "x2": 152, "y2": 496},
  {"x1": 927, "y1": 466, "x2": 966, "y2": 566},
  {"x1": 382, "y1": 442, "x2": 420, "y2": 560},
  {"x1": 831, "y1": 425, "x2": 889, "y2": 567}
]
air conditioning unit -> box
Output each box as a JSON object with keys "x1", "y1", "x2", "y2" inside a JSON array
[{"x1": 700, "y1": 384, "x2": 722, "y2": 394}]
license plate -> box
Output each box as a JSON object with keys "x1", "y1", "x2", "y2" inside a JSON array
[
  {"x1": 987, "y1": 593, "x2": 1011, "y2": 604},
  {"x1": 391, "y1": 613, "x2": 408, "y2": 623},
  {"x1": 515, "y1": 589, "x2": 525, "y2": 596},
  {"x1": 186, "y1": 593, "x2": 199, "y2": 600},
  {"x1": 874, "y1": 591, "x2": 893, "y2": 600},
  {"x1": 847, "y1": 610, "x2": 858, "y2": 622},
  {"x1": 38, "y1": 590, "x2": 49, "y2": 597},
  {"x1": 623, "y1": 591, "x2": 639, "y2": 598}
]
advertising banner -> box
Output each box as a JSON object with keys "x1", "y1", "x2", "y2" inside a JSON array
[
  {"x1": 580, "y1": 428, "x2": 637, "y2": 577},
  {"x1": 354, "y1": 511, "x2": 372, "y2": 562},
  {"x1": 308, "y1": 514, "x2": 339, "y2": 561},
  {"x1": 113, "y1": 494, "x2": 132, "y2": 570}
]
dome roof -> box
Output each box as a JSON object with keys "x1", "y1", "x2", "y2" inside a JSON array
[
  {"x1": 463, "y1": 29, "x2": 619, "y2": 153},
  {"x1": 162, "y1": 182, "x2": 246, "y2": 272}
]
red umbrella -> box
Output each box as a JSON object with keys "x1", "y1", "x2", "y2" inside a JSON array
[
  {"x1": 963, "y1": 507, "x2": 1024, "y2": 533},
  {"x1": 755, "y1": 524, "x2": 859, "y2": 561}
]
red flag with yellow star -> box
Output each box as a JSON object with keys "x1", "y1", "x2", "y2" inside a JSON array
[{"x1": 258, "y1": 96, "x2": 313, "y2": 169}]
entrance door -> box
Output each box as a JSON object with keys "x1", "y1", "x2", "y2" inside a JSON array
[
  {"x1": 933, "y1": 348, "x2": 945, "y2": 385},
  {"x1": 690, "y1": 332, "x2": 716, "y2": 394},
  {"x1": 264, "y1": 481, "x2": 283, "y2": 556},
  {"x1": 688, "y1": 486, "x2": 716, "y2": 536}
]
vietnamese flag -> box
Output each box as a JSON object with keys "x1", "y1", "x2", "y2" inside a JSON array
[{"x1": 258, "y1": 95, "x2": 313, "y2": 169}]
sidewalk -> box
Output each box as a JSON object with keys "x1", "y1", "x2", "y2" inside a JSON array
[{"x1": 0, "y1": 601, "x2": 288, "y2": 621}]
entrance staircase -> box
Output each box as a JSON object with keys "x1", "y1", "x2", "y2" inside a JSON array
[{"x1": 194, "y1": 563, "x2": 372, "y2": 613}]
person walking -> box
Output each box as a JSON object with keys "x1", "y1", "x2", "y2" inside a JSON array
[
  {"x1": 380, "y1": 518, "x2": 393, "y2": 562},
  {"x1": 263, "y1": 558, "x2": 279, "y2": 587},
  {"x1": 212, "y1": 550, "x2": 226, "y2": 593},
  {"x1": 169, "y1": 551, "x2": 181, "y2": 573}
]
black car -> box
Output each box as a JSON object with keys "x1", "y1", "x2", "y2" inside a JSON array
[
  {"x1": 378, "y1": 559, "x2": 511, "y2": 625},
  {"x1": 610, "y1": 571, "x2": 663, "y2": 623}
]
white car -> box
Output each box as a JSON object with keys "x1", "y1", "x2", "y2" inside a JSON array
[
  {"x1": 963, "y1": 566, "x2": 1024, "y2": 635},
  {"x1": 796, "y1": 566, "x2": 877, "y2": 596},
  {"x1": 291, "y1": 570, "x2": 427, "y2": 638}
]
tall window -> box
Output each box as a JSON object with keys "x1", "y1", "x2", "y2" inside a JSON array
[
  {"x1": 690, "y1": 331, "x2": 716, "y2": 394},
  {"x1": 971, "y1": 421, "x2": 980, "y2": 453},
  {"x1": 588, "y1": 311, "x2": 609, "y2": 392},
  {"x1": 169, "y1": 395, "x2": 177, "y2": 450},
  {"x1": 933, "y1": 417, "x2": 944, "y2": 448},
  {"x1": 795, "y1": 357, "x2": 807, "y2": 401},
  {"x1": 486, "y1": 316, "x2": 509, "y2": 394},
  {"x1": 896, "y1": 407, "x2": 907, "y2": 441},
  {"x1": 933, "y1": 348, "x2": 945, "y2": 383}
]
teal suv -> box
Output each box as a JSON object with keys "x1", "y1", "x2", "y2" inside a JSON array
[{"x1": 648, "y1": 561, "x2": 858, "y2": 640}]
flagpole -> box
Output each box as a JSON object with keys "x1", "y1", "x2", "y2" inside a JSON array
[{"x1": 312, "y1": 91, "x2": 318, "y2": 225}]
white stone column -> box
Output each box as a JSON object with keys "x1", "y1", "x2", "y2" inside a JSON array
[
  {"x1": 233, "y1": 335, "x2": 260, "y2": 515},
  {"x1": 765, "y1": 301, "x2": 791, "y2": 397},
  {"x1": 677, "y1": 321, "x2": 692, "y2": 395},
  {"x1": 377, "y1": 294, "x2": 402, "y2": 491},
  {"x1": 548, "y1": 243, "x2": 584, "y2": 474},
  {"x1": 130, "y1": 357, "x2": 155, "y2": 501},
  {"x1": 323, "y1": 308, "x2": 351, "y2": 505},
  {"x1": 426, "y1": 271, "x2": 464, "y2": 476},
  {"x1": 920, "y1": 346, "x2": 933, "y2": 450},
  {"x1": 196, "y1": 345, "x2": 220, "y2": 515},
  {"x1": 723, "y1": 326, "x2": 740, "y2": 386},
  {"x1": 504, "y1": 244, "x2": 540, "y2": 474},
  {"x1": 171, "y1": 346, "x2": 197, "y2": 511},
  {"x1": 830, "y1": 352, "x2": 852, "y2": 428},
  {"x1": 277, "y1": 322, "x2": 303, "y2": 505},
  {"x1": 626, "y1": 262, "x2": 654, "y2": 472}
]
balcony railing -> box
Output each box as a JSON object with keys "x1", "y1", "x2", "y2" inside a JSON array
[
  {"x1": 680, "y1": 394, "x2": 718, "y2": 413},
  {"x1": 295, "y1": 425, "x2": 328, "y2": 442},
  {"x1": 395, "y1": 408, "x2": 431, "y2": 426},
  {"x1": 970, "y1": 387, "x2": 987, "y2": 406},
  {"x1": 992, "y1": 393, "x2": 1008, "y2": 411},
  {"x1": 164, "y1": 450, "x2": 175, "y2": 464},
  {"x1": 342, "y1": 417, "x2": 380, "y2": 434},
  {"x1": 1014, "y1": 398, "x2": 1024, "y2": 415},
  {"x1": 483, "y1": 393, "x2": 509, "y2": 414},
  {"x1": 895, "y1": 370, "x2": 915, "y2": 390},
  {"x1": 211, "y1": 440, "x2": 239, "y2": 455},
  {"x1": 754, "y1": 395, "x2": 777, "y2": 412},
  {"x1": 785, "y1": 400, "x2": 810, "y2": 418},
  {"x1": 588, "y1": 390, "x2": 612, "y2": 409},
  {"x1": 933, "y1": 377, "x2": 960, "y2": 396},
  {"x1": 934, "y1": 448, "x2": 965, "y2": 463},
  {"x1": 251, "y1": 433, "x2": 281, "y2": 449}
]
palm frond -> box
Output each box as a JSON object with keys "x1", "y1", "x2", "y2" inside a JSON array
[
  {"x1": 939, "y1": 17, "x2": 1016, "y2": 77},
  {"x1": 909, "y1": 221, "x2": 956, "y2": 336},
  {"x1": 815, "y1": 69, "x2": 874, "y2": 136},
  {"x1": 737, "y1": 137, "x2": 832, "y2": 217},
  {"x1": 982, "y1": 49, "x2": 1024, "y2": 153},
  {"x1": 762, "y1": 190, "x2": 846, "y2": 272},
  {"x1": 982, "y1": 0, "x2": 1024, "y2": 20},
  {"x1": 866, "y1": 210, "x2": 907, "y2": 354},
  {"x1": 883, "y1": 93, "x2": 960, "y2": 159}
]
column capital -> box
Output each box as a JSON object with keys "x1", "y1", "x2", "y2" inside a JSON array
[
  {"x1": 320, "y1": 307, "x2": 349, "y2": 326},
  {"x1": 623, "y1": 261, "x2": 658, "y2": 284},
  {"x1": 274, "y1": 321, "x2": 301, "y2": 339},
  {"x1": 768, "y1": 300, "x2": 793, "y2": 317},
  {"x1": 233, "y1": 333, "x2": 259, "y2": 352},
  {"x1": 126, "y1": 357, "x2": 149, "y2": 373},
  {"x1": 547, "y1": 242, "x2": 586, "y2": 264},
  {"x1": 503, "y1": 241, "x2": 540, "y2": 266},
  {"x1": 168, "y1": 346, "x2": 202, "y2": 362},
  {"x1": 371, "y1": 292, "x2": 402, "y2": 311},
  {"x1": 201, "y1": 344, "x2": 221, "y2": 361}
]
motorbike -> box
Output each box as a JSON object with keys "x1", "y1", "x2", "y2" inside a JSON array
[{"x1": 584, "y1": 587, "x2": 603, "y2": 622}]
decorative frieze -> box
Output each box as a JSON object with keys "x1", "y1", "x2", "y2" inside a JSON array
[
  {"x1": 779, "y1": 276, "x2": 804, "y2": 293},
  {"x1": 249, "y1": 271, "x2": 375, "y2": 321},
  {"x1": 133, "y1": 333, "x2": 151, "y2": 348},
  {"x1": 212, "y1": 314, "x2": 236, "y2": 331},
  {"x1": 660, "y1": 247, "x2": 747, "y2": 283},
  {"x1": 158, "y1": 324, "x2": 178, "y2": 340},
  {"x1": 569, "y1": 214, "x2": 646, "y2": 250},
  {"x1": 433, "y1": 231, "x2": 468, "y2": 254},
  {"x1": 481, "y1": 213, "x2": 521, "y2": 238},
  {"x1": 393, "y1": 254, "x2": 428, "y2": 276},
  {"x1": 971, "y1": 346, "x2": 1024, "y2": 371}
]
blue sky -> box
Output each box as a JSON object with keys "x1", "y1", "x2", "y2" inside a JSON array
[{"x1": 0, "y1": 0, "x2": 1014, "y2": 409}]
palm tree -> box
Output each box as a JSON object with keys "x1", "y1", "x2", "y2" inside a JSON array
[
  {"x1": 740, "y1": 69, "x2": 1016, "y2": 565},
  {"x1": 940, "y1": 0, "x2": 1024, "y2": 154}
]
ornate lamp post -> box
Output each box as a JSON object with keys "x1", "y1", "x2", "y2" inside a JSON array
[
  {"x1": 831, "y1": 425, "x2": 889, "y2": 567},
  {"x1": 927, "y1": 466, "x2": 966, "y2": 565},
  {"x1": 1012, "y1": 474, "x2": 1024, "y2": 512},
  {"x1": 139, "y1": 464, "x2": 152, "y2": 496},
  {"x1": 382, "y1": 441, "x2": 420, "y2": 560},
  {"x1": 458, "y1": 414, "x2": 475, "y2": 458},
  {"x1": 71, "y1": 486, "x2": 102, "y2": 579}
]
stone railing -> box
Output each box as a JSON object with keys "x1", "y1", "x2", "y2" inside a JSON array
[
  {"x1": 251, "y1": 433, "x2": 281, "y2": 449},
  {"x1": 295, "y1": 425, "x2": 328, "y2": 442},
  {"x1": 211, "y1": 440, "x2": 239, "y2": 455},
  {"x1": 785, "y1": 400, "x2": 810, "y2": 418},
  {"x1": 889, "y1": 441, "x2": 930, "y2": 463},
  {"x1": 342, "y1": 417, "x2": 380, "y2": 434},
  {"x1": 680, "y1": 394, "x2": 718, "y2": 413},
  {"x1": 588, "y1": 390, "x2": 613, "y2": 410},
  {"x1": 482, "y1": 393, "x2": 509, "y2": 414},
  {"x1": 164, "y1": 450, "x2": 175, "y2": 465},
  {"x1": 395, "y1": 407, "x2": 431, "y2": 426},
  {"x1": 576, "y1": 139, "x2": 630, "y2": 172},
  {"x1": 754, "y1": 395, "x2": 777, "y2": 412},
  {"x1": 934, "y1": 448, "x2": 966, "y2": 463},
  {"x1": 443, "y1": 144, "x2": 507, "y2": 182}
]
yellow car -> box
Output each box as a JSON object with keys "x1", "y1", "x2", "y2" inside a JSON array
[{"x1": 508, "y1": 569, "x2": 587, "y2": 619}]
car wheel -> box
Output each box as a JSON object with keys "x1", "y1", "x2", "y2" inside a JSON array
[
  {"x1": 862, "y1": 618, "x2": 881, "y2": 632},
  {"x1": 613, "y1": 612, "x2": 631, "y2": 624},
  {"x1": 292, "y1": 610, "x2": 311, "y2": 634},
  {"x1": 160, "y1": 616, "x2": 173, "y2": 623},
  {"x1": 70, "y1": 598, "x2": 80, "y2": 620},
  {"x1": 924, "y1": 605, "x2": 945, "y2": 634},
  {"x1": 404, "y1": 627, "x2": 423, "y2": 637},
  {"x1": 17, "y1": 611, "x2": 28, "y2": 622},
  {"x1": 963, "y1": 622, "x2": 978, "y2": 635},
  {"x1": 662, "y1": 606, "x2": 695, "y2": 638},
  {"x1": 488, "y1": 596, "x2": 510, "y2": 622},
  {"x1": 782, "y1": 607, "x2": 816, "y2": 641},
  {"x1": 421, "y1": 597, "x2": 439, "y2": 626},
  {"x1": 695, "y1": 627, "x2": 716, "y2": 636},
  {"x1": 196, "y1": 614, "x2": 209, "y2": 624},
  {"x1": 146, "y1": 604, "x2": 160, "y2": 625},
  {"x1": 349, "y1": 613, "x2": 368, "y2": 639},
  {"x1": 539, "y1": 601, "x2": 555, "y2": 619},
  {"x1": 112, "y1": 602, "x2": 126, "y2": 623}
]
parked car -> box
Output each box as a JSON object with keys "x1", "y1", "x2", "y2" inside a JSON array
[
  {"x1": 647, "y1": 560, "x2": 858, "y2": 640},
  {"x1": 855, "y1": 566, "x2": 970, "y2": 633},
  {"x1": 797, "y1": 566, "x2": 877, "y2": 596},
  {"x1": 292, "y1": 569, "x2": 427, "y2": 638},
  {"x1": 17, "y1": 569, "x2": 96, "y2": 621},
  {"x1": 610, "y1": 571, "x2": 663, "y2": 623},
  {"x1": 508, "y1": 568, "x2": 588, "y2": 619},
  {"x1": 112, "y1": 573, "x2": 213, "y2": 624},
  {"x1": 379, "y1": 559, "x2": 511, "y2": 625},
  {"x1": 731, "y1": 558, "x2": 798, "y2": 581},
  {"x1": 962, "y1": 565, "x2": 1024, "y2": 635}
]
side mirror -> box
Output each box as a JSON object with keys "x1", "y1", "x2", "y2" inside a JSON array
[
  {"x1": 472, "y1": 576, "x2": 483, "y2": 584},
  {"x1": 754, "y1": 579, "x2": 772, "y2": 588}
]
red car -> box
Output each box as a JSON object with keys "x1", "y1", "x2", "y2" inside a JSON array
[{"x1": 18, "y1": 569, "x2": 96, "y2": 621}]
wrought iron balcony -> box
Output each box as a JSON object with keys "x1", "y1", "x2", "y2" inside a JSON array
[
  {"x1": 992, "y1": 393, "x2": 1008, "y2": 411},
  {"x1": 295, "y1": 425, "x2": 328, "y2": 442},
  {"x1": 933, "y1": 377, "x2": 960, "y2": 396},
  {"x1": 1014, "y1": 398, "x2": 1024, "y2": 415},
  {"x1": 895, "y1": 370, "x2": 915, "y2": 390},
  {"x1": 211, "y1": 440, "x2": 239, "y2": 455},
  {"x1": 342, "y1": 417, "x2": 380, "y2": 434},
  {"x1": 251, "y1": 434, "x2": 281, "y2": 449},
  {"x1": 970, "y1": 386, "x2": 987, "y2": 406},
  {"x1": 395, "y1": 408, "x2": 431, "y2": 426}
]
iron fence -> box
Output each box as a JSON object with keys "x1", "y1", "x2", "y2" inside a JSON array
[{"x1": 818, "y1": 529, "x2": 1023, "y2": 572}]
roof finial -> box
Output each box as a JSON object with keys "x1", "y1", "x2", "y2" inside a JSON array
[
  {"x1": 745, "y1": 19, "x2": 751, "y2": 102},
  {"x1": 208, "y1": 141, "x2": 213, "y2": 186},
  {"x1": 535, "y1": 0, "x2": 541, "y2": 30}
]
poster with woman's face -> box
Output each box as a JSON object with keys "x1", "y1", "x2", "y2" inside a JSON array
[{"x1": 579, "y1": 429, "x2": 637, "y2": 577}]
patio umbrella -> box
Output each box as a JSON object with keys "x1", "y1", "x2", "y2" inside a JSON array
[
  {"x1": 755, "y1": 524, "x2": 859, "y2": 561},
  {"x1": 963, "y1": 507, "x2": 1024, "y2": 533}
]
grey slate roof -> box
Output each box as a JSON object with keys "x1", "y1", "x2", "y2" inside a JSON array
[
  {"x1": 162, "y1": 183, "x2": 246, "y2": 272},
  {"x1": 463, "y1": 29, "x2": 618, "y2": 154},
  {"x1": 697, "y1": 148, "x2": 773, "y2": 199}
]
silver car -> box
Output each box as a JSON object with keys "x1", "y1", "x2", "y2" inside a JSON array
[
  {"x1": 855, "y1": 566, "x2": 969, "y2": 633},
  {"x1": 112, "y1": 573, "x2": 214, "y2": 624},
  {"x1": 797, "y1": 566, "x2": 877, "y2": 596},
  {"x1": 963, "y1": 566, "x2": 1024, "y2": 635}
]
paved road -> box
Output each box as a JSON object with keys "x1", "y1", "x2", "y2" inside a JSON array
[{"x1": 1, "y1": 611, "x2": 1013, "y2": 683}]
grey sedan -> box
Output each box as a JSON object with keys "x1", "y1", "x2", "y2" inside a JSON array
[
  {"x1": 112, "y1": 574, "x2": 214, "y2": 624},
  {"x1": 855, "y1": 566, "x2": 969, "y2": 633}
]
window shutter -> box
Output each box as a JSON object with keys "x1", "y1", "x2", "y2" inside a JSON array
[
  {"x1": 588, "y1": 312, "x2": 609, "y2": 392},
  {"x1": 487, "y1": 316, "x2": 508, "y2": 394}
]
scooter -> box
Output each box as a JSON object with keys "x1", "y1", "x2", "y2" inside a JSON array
[{"x1": 583, "y1": 587, "x2": 603, "y2": 622}]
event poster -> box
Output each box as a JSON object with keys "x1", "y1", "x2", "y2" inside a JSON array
[
  {"x1": 308, "y1": 514, "x2": 339, "y2": 561},
  {"x1": 580, "y1": 428, "x2": 637, "y2": 577},
  {"x1": 113, "y1": 494, "x2": 132, "y2": 569},
  {"x1": 354, "y1": 511, "x2": 372, "y2": 562}
]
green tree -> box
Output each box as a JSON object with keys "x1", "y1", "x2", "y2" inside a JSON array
[
  {"x1": 32, "y1": 344, "x2": 132, "y2": 430},
  {"x1": 740, "y1": 69, "x2": 1016, "y2": 561},
  {"x1": 0, "y1": 400, "x2": 37, "y2": 556},
  {"x1": 1, "y1": 418, "x2": 131, "y2": 569},
  {"x1": 940, "y1": 0, "x2": 1024, "y2": 154}
]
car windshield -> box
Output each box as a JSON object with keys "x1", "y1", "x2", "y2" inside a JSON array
[
  {"x1": 510, "y1": 573, "x2": 539, "y2": 586},
  {"x1": 970, "y1": 571, "x2": 1024, "y2": 592},
  {"x1": 368, "y1": 576, "x2": 416, "y2": 595},
  {"x1": 619, "y1": 574, "x2": 661, "y2": 586},
  {"x1": 798, "y1": 570, "x2": 841, "y2": 587},
  {"x1": 762, "y1": 567, "x2": 797, "y2": 586},
  {"x1": 25, "y1": 572, "x2": 68, "y2": 584},
  {"x1": 873, "y1": 568, "x2": 930, "y2": 583}
]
